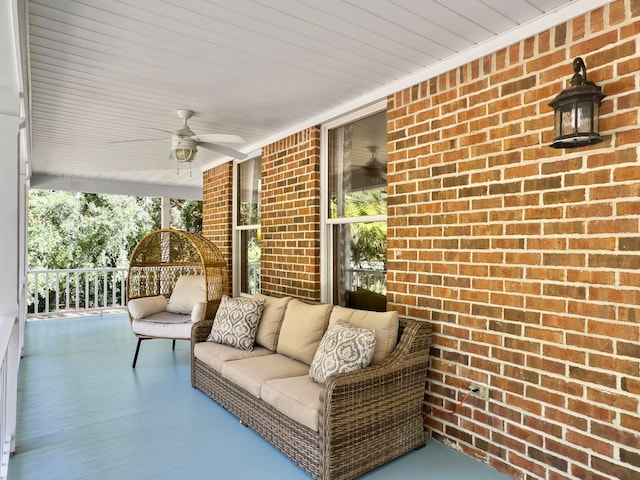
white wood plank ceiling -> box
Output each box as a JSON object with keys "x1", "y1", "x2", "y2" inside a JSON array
[{"x1": 23, "y1": 0, "x2": 604, "y2": 198}]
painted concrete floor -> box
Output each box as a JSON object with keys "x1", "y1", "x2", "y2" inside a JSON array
[{"x1": 10, "y1": 313, "x2": 513, "y2": 480}]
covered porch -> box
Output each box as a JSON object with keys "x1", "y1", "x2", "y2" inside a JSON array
[
  {"x1": 11, "y1": 313, "x2": 509, "y2": 480},
  {"x1": 2, "y1": 1, "x2": 639, "y2": 479}
]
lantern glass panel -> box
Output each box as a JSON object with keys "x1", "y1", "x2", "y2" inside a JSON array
[
  {"x1": 560, "y1": 104, "x2": 575, "y2": 136},
  {"x1": 577, "y1": 101, "x2": 592, "y2": 133}
]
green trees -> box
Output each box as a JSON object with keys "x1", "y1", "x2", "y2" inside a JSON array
[
  {"x1": 27, "y1": 190, "x2": 202, "y2": 314},
  {"x1": 343, "y1": 188, "x2": 387, "y2": 269},
  {"x1": 28, "y1": 191, "x2": 203, "y2": 270},
  {"x1": 28, "y1": 191, "x2": 157, "y2": 270}
]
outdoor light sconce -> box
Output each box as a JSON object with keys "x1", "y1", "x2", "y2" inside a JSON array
[{"x1": 549, "y1": 57, "x2": 605, "y2": 148}]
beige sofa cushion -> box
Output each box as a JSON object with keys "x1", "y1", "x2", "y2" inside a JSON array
[
  {"x1": 252, "y1": 294, "x2": 291, "y2": 351},
  {"x1": 329, "y1": 306, "x2": 399, "y2": 364},
  {"x1": 262, "y1": 375, "x2": 322, "y2": 432},
  {"x1": 166, "y1": 275, "x2": 206, "y2": 314},
  {"x1": 128, "y1": 295, "x2": 167, "y2": 320},
  {"x1": 193, "y1": 342, "x2": 273, "y2": 373},
  {"x1": 221, "y1": 354, "x2": 309, "y2": 398},
  {"x1": 276, "y1": 300, "x2": 332, "y2": 365}
]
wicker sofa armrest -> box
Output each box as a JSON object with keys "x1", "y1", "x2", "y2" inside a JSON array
[
  {"x1": 191, "y1": 298, "x2": 220, "y2": 345},
  {"x1": 318, "y1": 318, "x2": 431, "y2": 480},
  {"x1": 192, "y1": 318, "x2": 214, "y2": 344}
]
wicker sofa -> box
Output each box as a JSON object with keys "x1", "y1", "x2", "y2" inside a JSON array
[{"x1": 191, "y1": 294, "x2": 431, "y2": 480}]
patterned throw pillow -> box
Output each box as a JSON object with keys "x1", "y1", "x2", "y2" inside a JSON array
[
  {"x1": 309, "y1": 321, "x2": 376, "y2": 384},
  {"x1": 207, "y1": 296, "x2": 265, "y2": 351}
]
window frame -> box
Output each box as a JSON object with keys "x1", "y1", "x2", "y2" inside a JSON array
[
  {"x1": 320, "y1": 100, "x2": 387, "y2": 305},
  {"x1": 232, "y1": 155, "x2": 262, "y2": 298}
]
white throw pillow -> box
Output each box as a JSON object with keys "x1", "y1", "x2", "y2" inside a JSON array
[
  {"x1": 128, "y1": 295, "x2": 167, "y2": 320},
  {"x1": 166, "y1": 275, "x2": 206, "y2": 314},
  {"x1": 207, "y1": 296, "x2": 266, "y2": 351},
  {"x1": 309, "y1": 321, "x2": 376, "y2": 384}
]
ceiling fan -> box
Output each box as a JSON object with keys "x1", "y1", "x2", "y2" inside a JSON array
[
  {"x1": 113, "y1": 109, "x2": 248, "y2": 172},
  {"x1": 362, "y1": 146, "x2": 387, "y2": 185},
  {"x1": 157, "y1": 109, "x2": 247, "y2": 163},
  {"x1": 341, "y1": 145, "x2": 387, "y2": 190}
]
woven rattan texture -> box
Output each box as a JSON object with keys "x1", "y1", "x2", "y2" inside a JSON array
[
  {"x1": 191, "y1": 317, "x2": 431, "y2": 480},
  {"x1": 127, "y1": 229, "x2": 228, "y2": 321},
  {"x1": 193, "y1": 358, "x2": 322, "y2": 478}
]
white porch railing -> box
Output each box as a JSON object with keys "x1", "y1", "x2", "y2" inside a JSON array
[
  {"x1": 27, "y1": 268, "x2": 128, "y2": 317},
  {"x1": 0, "y1": 316, "x2": 18, "y2": 480},
  {"x1": 346, "y1": 268, "x2": 387, "y2": 294}
]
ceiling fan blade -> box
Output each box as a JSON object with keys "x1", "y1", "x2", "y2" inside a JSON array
[
  {"x1": 150, "y1": 127, "x2": 176, "y2": 135},
  {"x1": 199, "y1": 142, "x2": 248, "y2": 160},
  {"x1": 107, "y1": 137, "x2": 164, "y2": 144},
  {"x1": 192, "y1": 134, "x2": 245, "y2": 144}
]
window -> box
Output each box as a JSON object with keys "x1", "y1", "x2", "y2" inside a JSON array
[
  {"x1": 323, "y1": 107, "x2": 387, "y2": 310},
  {"x1": 234, "y1": 156, "x2": 261, "y2": 296}
]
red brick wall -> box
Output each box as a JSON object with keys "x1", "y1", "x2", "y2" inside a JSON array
[
  {"x1": 202, "y1": 163, "x2": 233, "y2": 295},
  {"x1": 201, "y1": 1, "x2": 638, "y2": 478},
  {"x1": 387, "y1": 1, "x2": 639, "y2": 479},
  {"x1": 259, "y1": 127, "x2": 322, "y2": 301}
]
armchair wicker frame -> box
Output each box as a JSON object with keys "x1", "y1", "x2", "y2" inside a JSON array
[{"x1": 126, "y1": 228, "x2": 227, "y2": 366}]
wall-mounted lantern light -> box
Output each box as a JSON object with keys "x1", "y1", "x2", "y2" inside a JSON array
[{"x1": 549, "y1": 57, "x2": 605, "y2": 148}]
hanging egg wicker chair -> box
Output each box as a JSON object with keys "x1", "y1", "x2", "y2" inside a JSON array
[{"x1": 126, "y1": 229, "x2": 227, "y2": 367}]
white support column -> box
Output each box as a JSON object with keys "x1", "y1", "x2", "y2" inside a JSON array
[
  {"x1": 161, "y1": 197, "x2": 171, "y2": 229},
  {"x1": 0, "y1": 115, "x2": 20, "y2": 319},
  {"x1": 2, "y1": 0, "x2": 28, "y2": 465}
]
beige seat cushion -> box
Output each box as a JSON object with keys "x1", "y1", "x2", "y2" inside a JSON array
[
  {"x1": 262, "y1": 375, "x2": 322, "y2": 432},
  {"x1": 193, "y1": 342, "x2": 273, "y2": 373},
  {"x1": 221, "y1": 354, "x2": 310, "y2": 398},
  {"x1": 252, "y1": 294, "x2": 291, "y2": 351},
  {"x1": 276, "y1": 299, "x2": 332, "y2": 365},
  {"x1": 328, "y1": 306, "x2": 399, "y2": 364},
  {"x1": 131, "y1": 314, "x2": 193, "y2": 339}
]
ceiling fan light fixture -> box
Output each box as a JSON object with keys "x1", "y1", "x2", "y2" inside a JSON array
[
  {"x1": 171, "y1": 136, "x2": 197, "y2": 163},
  {"x1": 172, "y1": 148, "x2": 197, "y2": 162},
  {"x1": 364, "y1": 145, "x2": 387, "y2": 185}
]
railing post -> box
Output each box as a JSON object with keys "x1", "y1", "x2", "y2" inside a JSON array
[
  {"x1": 121, "y1": 270, "x2": 126, "y2": 307},
  {"x1": 84, "y1": 272, "x2": 89, "y2": 310},
  {"x1": 44, "y1": 272, "x2": 49, "y2": 314},
  {"x1": 0, "y1": 317, "x2": 19, "y2": 477},
  {"x1": 33, "y1": 272, "x2": 39, "y2": 315},
  {"x1": 54, "y1": 271, "x2": 60, "y2": 313},
  {"x1": 65, "y1": 273, "x2": 70, "y2": 311}
]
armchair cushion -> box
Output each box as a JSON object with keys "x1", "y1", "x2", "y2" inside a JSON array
[
  {"x1": 128, "y1": 295, "x2": 167, "y2": 320},
  {"x1": 309, "y1": 321, "x2": 376, "y2": 384},
  {"x1": 207, "y1": 296, "x2": 265, "y2": 351},
  {"x1": 166, "y1": 275, "x2": 206, "y2": 314},
  {"x1": 191, "y1": 301, "x2": 206, "y2": 323}
]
